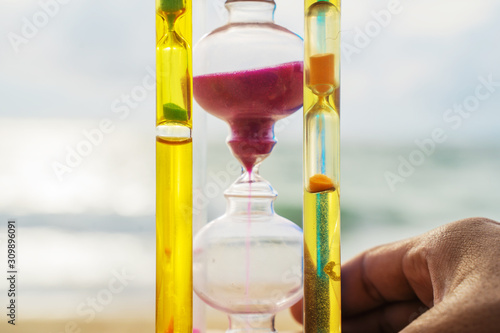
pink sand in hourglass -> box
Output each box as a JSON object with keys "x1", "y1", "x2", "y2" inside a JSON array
[{"x1": 193, "y1": 61, "x2": 303, "y2": 171}]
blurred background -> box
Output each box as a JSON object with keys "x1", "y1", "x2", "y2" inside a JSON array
[{"x1": 0, "y1": 0, "x2": 499, "y2": 332}]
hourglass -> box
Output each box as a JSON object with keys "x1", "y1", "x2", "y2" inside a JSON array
[{"x1": 192, "y1": 0, "x2": 304, "y2": 331}]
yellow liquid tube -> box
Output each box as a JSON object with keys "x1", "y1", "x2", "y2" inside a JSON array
[
  {"x1": 156, "y1": 0, "x2": 193, "y2": 332},
  {"x1": 303, "y1": 0, "x2": 341, "y2": 332}
]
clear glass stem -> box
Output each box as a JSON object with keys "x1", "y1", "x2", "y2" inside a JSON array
[
  {"x1": 225, "y1": 164, "x2": 277, "y2": 199},
  {"x1": 227, "y1": 313, "x2": 276, "y2": 333}
]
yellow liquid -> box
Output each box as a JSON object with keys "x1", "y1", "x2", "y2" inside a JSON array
[
  {"x1": 156, "y1": 137, "x2": 193, "y2": 333},
  {"x1": 156, "y1": 13, "x2": 192, "y2": 126},
  {"x1": 304, "y1": 188, "x2": 341, "y2": 333},
  {"x1": 156, "y1": 0, "x2": 193, "y2": 331}
]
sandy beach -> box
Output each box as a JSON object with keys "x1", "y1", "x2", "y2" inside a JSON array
[
  {"x1": 2, "y1": 308, "x2": 302, "y2": 333},
  {"x1": 4, "y1": 321, "x2": 300, "y2": 333}
]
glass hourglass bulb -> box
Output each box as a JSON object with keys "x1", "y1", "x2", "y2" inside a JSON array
[
  {"x1": 193, "y1": 181, "x2": 303, "y2": 332},
  {"x1": 192, "y1": 0, "x2": 304, "y2": 331}
]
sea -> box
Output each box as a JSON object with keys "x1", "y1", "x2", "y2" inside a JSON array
[{"x1": 0, "y1": 118, "x2": 498, "y2": 326}]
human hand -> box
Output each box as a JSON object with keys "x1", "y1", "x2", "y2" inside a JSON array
[{"x1": 291, "y1": 218, "x2": 500, "y2": 332}]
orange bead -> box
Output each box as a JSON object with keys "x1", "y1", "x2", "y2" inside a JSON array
[{"x1": 308, "y1": 174, "x2": 335, "y2": 193}]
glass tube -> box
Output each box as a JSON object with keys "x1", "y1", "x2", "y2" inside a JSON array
[
  {"x1": 303, "y1": 0, "x2": 341, "y2": 332},
  {"x1": 155, "y1": 0, "x2": 193, "y2": 332}
]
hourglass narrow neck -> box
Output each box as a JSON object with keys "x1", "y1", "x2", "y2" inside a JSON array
[
  {"x1": 317, "y1": 95, "x2": 329, "y2": 105},
  {"x1": 225, "y1": 165, "x2": 277, "y2": 196},
  {"x1": 224, "y1": 164, "x2": 277, "y2": 216},
  {"x1": 225, "y1": 0, "x2": 276, "y2": 23},
  {"x1": 164, "y1": 12, "x2": 181, "y2": 31}
]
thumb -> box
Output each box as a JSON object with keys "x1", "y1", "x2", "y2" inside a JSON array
[{"x1": 402, "y1": 289, "x2": 500, "y2": 333}]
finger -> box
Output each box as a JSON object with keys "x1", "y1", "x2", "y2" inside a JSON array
[
  {"x1": 401, "y1": 301, "x2": 451, "y2": 333},
  {"x1": 343, "y1": 300, "x2": 428, "y2": 333},
  {"x1": 341, "y1": 238, "x2": 422, "y2": 317}
]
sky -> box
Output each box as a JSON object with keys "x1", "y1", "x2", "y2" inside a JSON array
[{"x1": 1, "y1": 0, "x2": 499, "y2": 144}]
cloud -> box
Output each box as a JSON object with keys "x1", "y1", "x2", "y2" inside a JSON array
[{"x1": 395, "y1": 0, "x2": 498, "y2": 38}]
